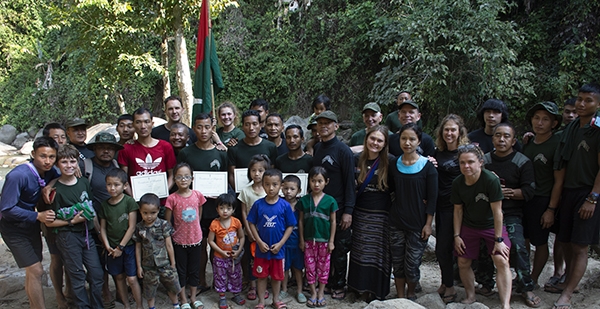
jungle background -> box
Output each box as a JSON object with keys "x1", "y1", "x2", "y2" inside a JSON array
[{"x1": 1, "y1": 0, "x2": 599, "y2": 135}]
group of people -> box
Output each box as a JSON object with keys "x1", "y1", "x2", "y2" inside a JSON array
[{"x1": 0, "y1": 83, "x2": 599, "y2": 309}]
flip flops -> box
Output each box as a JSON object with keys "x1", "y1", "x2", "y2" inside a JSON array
[
  {"x1": 248, "y1": 287, "x2": 258, "y2": 300},
  {"x1": 192, "y1": 300, "x2": 204, "y2": 309},
  {"x1": 442, "y1": 293, "x2": 458, "y2": 304},
  {"x1": 331, "y1": 289, "x2": 345, "y2": 300},
  {"x1": 307, "y1": 298, "x2": 317, "y2": 308},
  {"x1": 316, "y1": 298, "x2": 326, "y2": 307},
  {"x1": 232, "y1": 294, "x2": 246, "y2": 305},
  {"x1": 273, "y1": 301, "x2": 287, "y2": 309},
  {"x1": 522, "y1": 292, "x2": 542, "y2": 308}
]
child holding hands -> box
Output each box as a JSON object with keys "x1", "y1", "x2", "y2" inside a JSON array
[{"x1": 298, "y1": 166, "x2": 337, "y2": 308}]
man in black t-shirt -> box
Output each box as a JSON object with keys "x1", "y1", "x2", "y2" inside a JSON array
[
  {"x1": 467, "y1": 99, "x2": 521, "y2": 153},
  {"x1": 151, "y1": 95, "x2": 197, "y2": 143},
  {"x1": 265, "y1": 113, "x2": 288, "y2": 156},
  {"x1": 388, "y1": 100, "x2": 435, "y2": 157},
  {"x1": 275, "y1": 125, "x2": 312, "y2": 173}
]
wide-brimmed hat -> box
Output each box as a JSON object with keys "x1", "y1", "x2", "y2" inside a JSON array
[
  {"x1": 526, "y1": 101, "x2": 562, "y2": 128},
  {"x1": 86, "y1": 132, "x2": 124, "y2": 150}
]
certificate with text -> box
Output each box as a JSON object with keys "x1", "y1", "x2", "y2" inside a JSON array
[
  {"x1": 234, "y1": 168, "x2": 252, "y2": 193},
  {"x1": 282, "y1": 173, "x2": 309, "y2": 196},
  {"x1": 130, "y1": 172, "x2": 169, "y2": 201},
  {"x1": 193, "y1": 171, "x2": 228, "y2": 197}
]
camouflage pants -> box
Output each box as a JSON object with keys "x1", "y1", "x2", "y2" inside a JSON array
[
  {"x1": 475, "y1": 216, "x2": 534, "y2": 293},
  {"x1": 327, "y1": 227, "x2": 352, "y2": 290}
]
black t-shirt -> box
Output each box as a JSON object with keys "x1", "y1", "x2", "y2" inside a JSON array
[
  {"x1": 275, "y1": 138, "x2": 289, "y2": 156},
  {"x1": 275, "y1": 153, "x2": 313, "y2": 173},
  {"x1": 389, "y1": 132, "x2": 435, "y2": 157},
  {"x1": 151, "y1": 124, "x2": 197, "y2": 144},
  {"x1": 82, "y1": 159, "x2": 119, "y2": 212},
  {"x1": 434, "y1": 149, "x2": 461, "y2": 199},
  {"x1": 468, "y1": 128, "x2": 522, "y2": 154},
  {"x1": 227, "y1": 138, "x2": 278, "y2": 168},
  {"x1": 71, "y1": 143, "x2": 95, "y2": 161}
]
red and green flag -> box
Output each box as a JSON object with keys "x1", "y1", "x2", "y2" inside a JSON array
[{"x1": 193, "y1": 0, "x2": 224, "y2": 118}]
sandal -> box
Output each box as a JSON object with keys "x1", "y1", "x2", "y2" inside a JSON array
[
  {"x1": 273, "y1": 301, "x2": 287, "y2": 309},
  {"x1": 523, "y1": 292, "x2": 542, "y2": 308},
  {"x1": 407, "y1": 296, "x2": 417, "y2": 302},
  {"x1": 552, "y1": 303, "x2": 572, "y2": 309},
  {"x1": 265, "y1": 290, "x2": 270, "y2": 299},
  {"x1": 475, "y1": 286, "x2": 495, "y2": 297},
  {"x1": 232, "y1": 294, "x2": 246, "y2": 305},
  {"x1": 255, "y1": 305, "x2": 265, "y2": 309},
  {"x1": 296, "y1": 293, "x2": 307, "y2": 303},
  {"x1": 307, "y1": 298, "x2": 317, "y2": 308},
  {"x1": 192, "y1": 300, "x2": 204, "y2": 309},
  {"x1": 219, "y1": 297, "x2": 227, "y2": 309},
  {"x1": 248, "y1": 287, "x2": 257, "y2": 300},
  {"x1": 103, "y1": 300, "x2": 116, "y2": 309},
  {"x1": 181, "y1": 303, "x2": 192, "y2": 309},
  {"x1": 279, "y1": 291, "x2": 289, "y2": 299},
  {"x1": 316, "y1": 298, "x2": 326, "y2": 307},
  {"x1": 442, "y1": 293, "x2": 458, "y2": 304},
  {"x1": 331, "y1": 289, "x2": 346, "y2": 300}
]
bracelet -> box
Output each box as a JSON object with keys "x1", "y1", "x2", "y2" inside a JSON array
[
  {"x1": 547, "y1": 206, "x2": 557, "y2": 211},
  {"x1": 454, "y1": 234, "x2": 460, "y2": 238},
  {"x1": 585, "y1": 198, "x2": 598, "y2": 204}
]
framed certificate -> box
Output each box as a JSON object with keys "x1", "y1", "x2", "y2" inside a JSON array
[
  {"x1": 282, "y1": 173, "x2": 309, "y2": 196},
  {"x1": 130, "y1": 172, "x2": 169, "y2": 201},
  {"x1": 235, "y1": 168, "x2": 252, "y2": 193},
  {"x1": 193, "y1": 171, "x2": 228, "y2": 197}
]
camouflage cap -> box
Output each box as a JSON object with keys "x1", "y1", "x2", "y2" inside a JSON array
[
  {"x1": 86, "y1": 132, "x2": 124, "y2": 150},
  {"x1": 526, "y1": 101, "x2": 562, "y2": 128},
  {"x1": 65, "y1": 118, "x2": 86, "y2": 129}
]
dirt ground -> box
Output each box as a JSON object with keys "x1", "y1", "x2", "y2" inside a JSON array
[{"x1": 0, "y1": 238, "x2": 599, "y2": 309}]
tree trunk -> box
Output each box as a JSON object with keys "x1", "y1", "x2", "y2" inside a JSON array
[
  {"x1": 115, "y1": 89, "x2": 127, "y2": 114},
  {"x1": 161, "y1": 35, "x2": 171, "y2": 101},
  {"x1": 173, "y1": 4, "x2": 194, "y2": 126}
]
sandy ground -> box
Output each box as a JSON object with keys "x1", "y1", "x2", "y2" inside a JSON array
[{"x1": 0, "y1": 238, "x2": 599, "y2": 309}]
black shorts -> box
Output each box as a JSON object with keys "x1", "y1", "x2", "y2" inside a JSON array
[
  {"x1": 523, "y1": 195, "x2": 552, "y2": 246},
  {"x1": 557, "y1": 187, "x2": 600, "y2": 245},
  {"x1": 0, "y1": 220, "x2": 43, "y2": 268}
]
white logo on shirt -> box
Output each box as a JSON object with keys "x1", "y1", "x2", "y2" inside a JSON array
[
  {"x1": 322, "y1": 155, "x2": 335, "y2": 166},
  {"x1": 210, "y1": 159, "x2": 221, "y2": 170},
  {"x1": 534, "y1": 153, "x2": 548, "y2": 164},
  {"x1": 80, "y1": 191, "x2": 89, "y2": 201},
  {"x1": 263, "y1": 214, "x2": 277, "y2": 228},
  {"x1": 135, "y1": 154, "x2": 163, "y2": 170},
  {"x1": 578, "y1": 140, "x2": 590, "y2": 152},
  {"x1": 475, "y1": 193, "x2": 489, "y2": 203},
  {"x1": 118, "y1": 213, "x2": 128, "y2": 223}
]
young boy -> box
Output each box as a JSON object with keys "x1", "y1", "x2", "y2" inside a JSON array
[
  {"x1": 247, "y1": 169, "x2": 297, "y2": 309},
  {"x1": 280, "y1": 175, "x2": 306, "y2": 303},
  {"x1": 133, "y1": 193, "x2": 182, "y2": 309},
  {"x1": 99, "y1": 168, "x2": 143, "y2": 309},
  {"x1": 45, "y1": 144, "x2": 104, "y2": 308}
]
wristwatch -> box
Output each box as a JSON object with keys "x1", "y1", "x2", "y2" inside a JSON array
[
  {"x1": 495, "y1": 237, "x2": 504, "y2": 243},
  {"x1": 67, "y1": 219, "x2": 74, "y2": 227},
  {"x1": 117, "y1": 244, "x2": 125, "y2": 251}
]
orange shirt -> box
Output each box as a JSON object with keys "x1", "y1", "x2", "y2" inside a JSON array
[{"x1": 209, "y1": 217, "x2": 242, "y2": 259}]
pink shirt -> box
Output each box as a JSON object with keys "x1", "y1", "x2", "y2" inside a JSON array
[{"x1": 165, "y1": 190, "x2": 206, "y2": 245}]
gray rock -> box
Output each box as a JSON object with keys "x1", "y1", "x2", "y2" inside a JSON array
[
  {"x1": 11, "y1": 132, "x2": 31, "y2": 149},
  {"x1": 339, "y1": 120, "x2": 353, "y2": 130},
  {"x1": 0, "y1": 125, "x2": 17, "y2": 145},
  {"x1": 19, "y1": 141, "x2": 34, "y2": 155},
  {"x1": 284, "y1": 115, "x2": 309, "y2": 131},
  {"x1": 338, "y1": 128, "x2": 352, "y2": 145},
  {"x1": 364, "y1": 298, "x2": 427, "y2": 309},
  {"x1": 34, "y1": 128, "x2": 43, "y2": 139},
  {"x1": 0, "y1": 142, "x2": 18, "y2": 156},
  {"x1": 447, "y1": 302, "x2": 489, "y2": 309},
  {"x1": 424, "y1": 235, "x2": 437, "y2": 260},
  {"x1": 0, "y1": 276, "x2": 25, "y2": 297},
  {"x1": 27, "y1": 126, "x2": 38, "y2": 138},
  {"x1": 416, "y1": 293, "x2": 445, "y2": 309}
]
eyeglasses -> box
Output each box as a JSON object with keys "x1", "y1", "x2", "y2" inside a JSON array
[{"x1": 175, "y1": 176, "x2": 192, "y2": 181}]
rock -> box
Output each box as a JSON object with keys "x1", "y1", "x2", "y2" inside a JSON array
[
  {"x1": 27, "y1": 126, "x2": 38, "y2": 138},
  {"x1": 85, "y1": 123, "x2": 116, "y2": 143},
  {"x1": 34, "y1": 129, "x2": 43, "y2": 139},
  {"x1": 0, "y1": 142, "x2": 18, "y2": 156},
  {"x1": 0, "y1": 276, "x2": 25, "y2": 297},
  {"x1": 19, "y1": 141, "x2": 34, "y2": 155},
  {"x1": 424, "y1": 235, "x2": 437, "y2": 260},
  {"x1": 339, "y1": 120, "x2": 353, "y2": 130},
  {"x1": 2, "y1": 155, "x2": 29, "y2": 168},
  {"x1": 284, "y1": 115, "x2": 309, "y2": 131},
  {"x1": 447, "y1": 302, "x2": 490, "y2": 309},
  {"x1": 364, "y1": 298, "x2": 427, "y2": 309},
  {"x1": 0, "y1": 125, "x2": 17, "y2": 145},
  {"x1": 11, "y1": 132, "x2": 31, "y2": 150},
  {"x1": 338, "y1": 128, "x2": 352, "y2": 145},
  {"x1": 416, "y1": 293, "x2": 445, "y2": 309}
]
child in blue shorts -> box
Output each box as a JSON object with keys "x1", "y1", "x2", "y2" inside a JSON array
[
  {"x1": 99, "y1": 168, "x2": 143, "y2": 309},
  {"x1": 280, "y1": 175, "x2": 306, "y2": 303}
]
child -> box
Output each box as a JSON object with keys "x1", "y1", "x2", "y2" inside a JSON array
[
  {"x1": 45, "y1": 144, "x2": 104, "y2": 308},
  {"x1": 247, "y1": 169, "x2": 297, "y2": 309},
  {"x1": 239, "y1": 154, "x2": 270, "y2": 300},
  {"x1": 208, "y1": 193, "x2": 246, "y2": 309},
  {"x1": 281, "y1": 175, "x2": 307, "y2": 303},
  {"x1": 305, "y1": 95, "x2": 331, "y2": 155},
  {"x1": 298, "y1": 166, "x2": 337, "y2": 308},
  {"x1": 165, "y1": 162, "x2": 206, "y2": 309},
  {"x1": 133, "y1": 193, "x2": 182, "y2": 309},
  {"x1": 99, "y1": 168, "x2": 143, "y2": 309}
]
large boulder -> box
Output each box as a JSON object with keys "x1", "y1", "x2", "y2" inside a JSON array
[
  {"x1": 284, "y1": 115, "x2": 310, "y2": 131},
  {"x1": 364, "y1": 299, "x2": 427, "y2": 309},
  {"x1": 34, "y1": 128, "x2": 43, "y2": 139},
  {"x1": 446, "y1": 302, "x2": 490, "y2": 309},
  {"x1": 415, "y1": 293, "x2": 446, "y2": 309},
  {"x1": 0, "y1": 125, "x2": 17, "y2": 145},
  {"x1": 0, "y1": 142, "x2": 17, "y2": 156},
  {"x1": 11, "y1": 132, "x2": 31, "y2": 150}
]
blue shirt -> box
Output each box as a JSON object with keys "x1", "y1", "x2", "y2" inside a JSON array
[
  {"x1": 285, "y1": 207, "x2": 300, "y2": 248},
  {"x1": 0, "y1": 163, "x2": 59, "y2": 224},
  {"x1": 247, "y1": 197, "x2": 297, "y2": 260}
]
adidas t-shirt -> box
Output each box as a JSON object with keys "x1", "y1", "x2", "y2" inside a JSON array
[{"x1": 118, "y1": 140, "x2": 177, "y2": 179}]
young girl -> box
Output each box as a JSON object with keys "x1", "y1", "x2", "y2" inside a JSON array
[
  {"x1": 208, "y1": 194, "x2": 246, "y2": 309},
  {"x1": 165, "y1": 162, "x2": 206, "y2": 309},
  {"x1": 238, "y1": 154, "x2": 270, "y2": 300},
  {"x1": 298, "y1": 166, "x2": 338, "y2": 308},
  {"x1": 305, "y1": 94, "x2": 331, "y2": 155},
  {"x1": 388, "y1": 123, "x2": 438, "y2": 301}
]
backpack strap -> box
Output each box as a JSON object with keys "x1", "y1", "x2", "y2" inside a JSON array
[{"x1": 83, "y1": 158, "x2": 93, "y2": 181}]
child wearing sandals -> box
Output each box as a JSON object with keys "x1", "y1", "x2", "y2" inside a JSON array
[
  {"x1": 239, "y1": 154, "x2": 270, "y2": 300},
  {"x1": 165, "y1": 162, "x2": 206, "y2": 309},
  {"x1": 298, "y1": 166, "x2": 338, "y2": 308},
  {"x1": 247, "y1": 169, "x2": 297, "y2": 309},
  {"x1": 208, "y1": 193, "x2": 246, "y2": 309}
]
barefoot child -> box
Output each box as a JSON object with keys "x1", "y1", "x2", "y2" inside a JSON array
[
  {"x1": 247, "y1": 169, "x2": 297, "y2": 309},
  {"x1": 99, "y1": 168, "x2": 143, "y2": 309},
  {"x1": 134, "y1": 193, "x2": 182, "y2": 309},
  {"x1": 165, "y1": 162, "x2": 206, "y2": 309},
  {"x1": 239, "y1": 154, "x2": 270, "y2": 300},
  {"x1": 281, "y1": 175, "x2": 307, "y2": 304},
  {"x1": 298, "y1": 166, "x2": 337, "y2": 308},
  {"x1": 208, "y1": 193, "x2": 246, "y2": 309}
]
